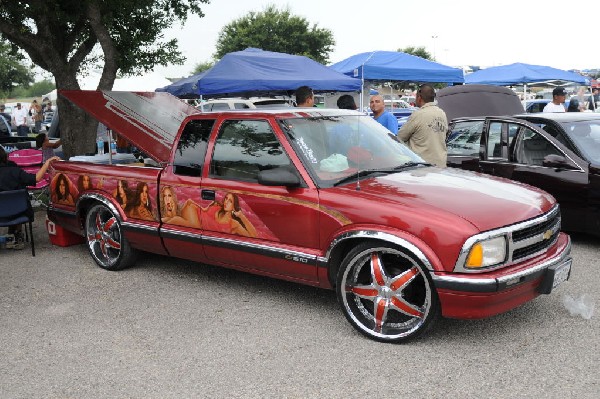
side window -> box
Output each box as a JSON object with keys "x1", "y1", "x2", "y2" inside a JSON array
[
  {"x1": 210, "y1": 120, "x2": 292, "y2": 182},
  {"x1": 514, "y1": 129, "x2": 561, "y2": 166},
  {"x1": 172, "y1": 119, "x2": 215, "y2": 177},
  {"x1": 233, "y1": 103, "x2": 251, "y2": 109},
  {"x1": 210, "y1": 103, "x2": 230, "y2": 111},
  {"x1": 446, "y1": 121, "x2": 483, "y2": 156},
  {"x1": 486, "y1": 122, "x2": 503, "y2": 159}
]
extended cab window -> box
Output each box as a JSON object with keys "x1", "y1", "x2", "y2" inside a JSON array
[
  {"x1": 173, "y1": 119, "x2": 215, "y2": 177},
  {"x1": 210, "y1": 119, "x2": 292, "y2": 182}
]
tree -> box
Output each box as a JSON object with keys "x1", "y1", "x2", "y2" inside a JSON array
[
  {"x1": 215, "y1": 5, "x2": 334, "y2": 64},
  {"x1": 0, "y1": 39, "x2": 34, "y2": 99},
  {"x1": 0, "y1": 1, "x2": 208, "y2": 158},
  {"x1": 193, "y1": 60, "x2": 215, "y2": 74},
  {"x1": 397, "y1": 46, "x2": 433, "y2": 61}
]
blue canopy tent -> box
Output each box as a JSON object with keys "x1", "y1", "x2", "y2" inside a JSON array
[
  {"x1": 329, "y1": 50, "x2": 464, "y2": 109},
  {"x1": 329, "y1": 51, "x2": 465, "y2": 83},
  {"x1": 464, "y1": 62, "x2": 592, "y2": 110},
  {"x1": 464, "y1": 63, "x2": 589, "y2": 86},
  {"x1": 157, "y1": 48, "x2": 361, "y2": 98}
]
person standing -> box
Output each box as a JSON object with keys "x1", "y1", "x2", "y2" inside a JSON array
[
  {"x1": 588, "y1": 88, "x2": 599, "y2": 111},
  {"x1": 12, "y1": 103, "x2": 29, "y2": 137},
  {"x1": 542, "y1": 88, "x2": 567, "y2": 113},
  {"x1": 295, "y1": 86, "x2": 315, "y2": 107},
  {"x1": 397, "y1": 84, "x2": 448, "y2": 167},
  {"x1": 369, "y1": 94, "x2": 398, "y2": 135},
  {"x1": 30, "y1": 99, "x2": 43, "y2": 132}
]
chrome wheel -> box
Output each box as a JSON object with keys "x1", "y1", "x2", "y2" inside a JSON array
[
  {"x1": 85, "y1": 203, "x2": 136, "y2": 270},
  {"x1": 336, "y1": 242, "x2": 439, "y2": 343}
]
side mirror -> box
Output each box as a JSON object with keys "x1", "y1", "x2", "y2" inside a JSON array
[
  {"x1": 258, "y1": 167, "x2": 301, "y2": 187},
  {"x1": 542, "y1": 154, "x2": 574, "y2": 169}
]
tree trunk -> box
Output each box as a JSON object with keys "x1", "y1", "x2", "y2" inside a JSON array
[{"x1": 53, "y1": 70, "x2": 100, "y2": 159}]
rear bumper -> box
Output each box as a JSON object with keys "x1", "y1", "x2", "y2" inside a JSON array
[{"x1": 432, "y1": 232, "x2": 571, "y2": 319}]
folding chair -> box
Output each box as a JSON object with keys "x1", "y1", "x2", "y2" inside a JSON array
[
  {"x1": 8, "y1": 148, "x2": 50, "y2": 208},
  {"x1": 0, "y1": 189, "x2": 35, "y2": 256}
]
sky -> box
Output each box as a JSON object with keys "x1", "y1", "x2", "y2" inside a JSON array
[{"x1": 152, "y1": 0, "x2": 599, "y2": 79}]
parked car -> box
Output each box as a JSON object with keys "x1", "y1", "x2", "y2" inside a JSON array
[
  {"x1": 441, "y1": 84, "x2": 600, "y2": 237},
  {"x1": 400, "y1": 95, "x2": 416, "y2": 106},
  {"x1": 198, "y1": 97, "x2": 291, "y2": 111},
  {"x1": 49, "y1": 90, "x2": 572, "y2": 343}
]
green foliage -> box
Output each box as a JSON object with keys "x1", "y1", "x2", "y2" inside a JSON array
[
  {"x1": 215, "y1": 5, "x2": 334, "y2": 64},
  {"x1": 193, "y1": 60, "x2": 216, "y2": 74},
  {"x1": 0, "y1": 39, "x2": 34, "y2": 97},
  {"x1": 398, "y1": 46, "x2": 433, "y2": 61},
  {"x1": 0, "y1": 0, "x2": 209, "y2": 158}
]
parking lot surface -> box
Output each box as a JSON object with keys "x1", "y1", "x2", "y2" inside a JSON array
[{"x1": 1, "y1": 211, "x2": 598, "y2": 398}]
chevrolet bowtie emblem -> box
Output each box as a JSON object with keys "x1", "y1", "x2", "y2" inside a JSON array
[{"x1": 543, "y1": 229, "x2": 553, "y2": 240}]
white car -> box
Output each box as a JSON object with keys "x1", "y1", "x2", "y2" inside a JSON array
[{"x1": 197, "y1": 97, "x2": 292, "y2": 112}]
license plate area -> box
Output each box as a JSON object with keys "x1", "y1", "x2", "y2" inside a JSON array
[{"x1": 538, "y1": 258, "x2": 572, "y2": 294}]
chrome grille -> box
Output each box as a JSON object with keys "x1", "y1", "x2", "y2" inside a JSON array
[
  {"x1": 510, "y1": 206, "x2": 561, "y2": 263},
  {"x1": 454, "y1": 205, "x2": 561, "y2": 273}
]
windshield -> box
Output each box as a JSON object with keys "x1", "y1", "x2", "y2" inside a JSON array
[
  {"x1": 278, "y1": 114, "x2": 424, "y2": 187},
  {"x1": 560, "y1": 120, "x2": 600, "y2": 164}
]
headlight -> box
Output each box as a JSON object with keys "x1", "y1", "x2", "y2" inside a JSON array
[{"x1": 465, "y1": 236, "x2": 507, "y2": 269}]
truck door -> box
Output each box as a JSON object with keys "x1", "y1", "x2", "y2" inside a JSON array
[
  {"x1": 158, "y1": 119, "x2": 215, "y2": 262},
  {"x1": 200, "y1": 118, "x2": 320, "y2": 283}
]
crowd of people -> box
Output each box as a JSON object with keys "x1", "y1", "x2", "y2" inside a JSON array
[
  {"x1": 0, "y1": 97, "x2": 54, "y2": 138},
  {"x1": 294, "y1": 84, "x2": 449, "y2": 167}
]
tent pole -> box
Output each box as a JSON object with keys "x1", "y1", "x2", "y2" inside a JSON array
[{"x1": 523, "y1": 83, "x2": 527, "y2": 112}]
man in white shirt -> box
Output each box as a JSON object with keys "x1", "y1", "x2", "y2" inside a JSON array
[
  {"x1": 12, "y1": 102, "x2": 30, "y2": 136},
  {"x1": 543, "y1": 88, "x2": 567, "y2": 113}
]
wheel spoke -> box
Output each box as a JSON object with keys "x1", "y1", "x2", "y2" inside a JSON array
[
  {"x1": 390, "y1": 266, "x2": 419, "y2": 291},
  {"x1": 103, "y1": 217, "x2": 116, "y2": 231},
  {"x1": 374, "y1": 298, "x2": 388, "y2": 333},
  {"x1": 349, "y1": 284, "x2": 378, "y2": 300},
  {"x1": 391, "y1": 296, "x2": 424, "y2": 318},
  {"x1": 370, "y1": 253, "x2": 387, "y2": 287}
]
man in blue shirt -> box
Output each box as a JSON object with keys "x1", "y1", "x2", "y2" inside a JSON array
[{"x1": 370, "y1": 94, "x2": 398, "y2": 135}]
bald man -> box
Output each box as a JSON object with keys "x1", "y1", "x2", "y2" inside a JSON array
[{"x1": 369, "y1": 94, "x2": 398, "y2": 135}]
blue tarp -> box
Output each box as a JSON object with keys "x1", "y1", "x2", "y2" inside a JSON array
[
  {"x1": 464, "y1": 63, "x2": 590, "y2": 86},
  {"x1": 157, "y1": 48, "x2": 362, "y2": 98},
  {"x1": 329, "y1": 51, "x2": 465, "y2": 84}
]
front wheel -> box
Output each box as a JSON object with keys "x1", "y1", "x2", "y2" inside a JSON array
[
  {"x1": 336, "y1": 242, "x2": 440, "y2": 343},
  {"x1": 85, "y1": 203, "x2": 137, "y2": 271}
]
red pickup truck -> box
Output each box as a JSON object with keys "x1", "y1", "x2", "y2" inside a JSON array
[{"x1": 47, "y1": 90, "x2": 572, "y2": 343}]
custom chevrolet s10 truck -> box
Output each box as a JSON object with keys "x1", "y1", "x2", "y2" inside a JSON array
[{"x1": 47, "y1": 90, "x2": 572, "y2": 343}]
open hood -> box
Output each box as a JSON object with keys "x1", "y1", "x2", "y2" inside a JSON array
[
  {"x1": 60, "y1": 90, "x2": 200, "y2": 163},
  {"x1": 437, "y1": 84, "x2": 524, "y2": 121}
]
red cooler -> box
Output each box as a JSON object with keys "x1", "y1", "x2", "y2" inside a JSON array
[{"x1": 46, "y1": 216, "x2": 85, "y2": 247}]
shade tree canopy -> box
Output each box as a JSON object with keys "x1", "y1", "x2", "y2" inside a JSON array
[
  {"x1": 0, "y1": 0, "x2": 208, "y2": 158},
  {"x1": 214, "y1": 5, "x2": 335, "y2": 65}
]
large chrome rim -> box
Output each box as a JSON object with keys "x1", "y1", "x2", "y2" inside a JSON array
[
  {"x1": 340, "y1": 246, "x2": 432, "y2": 340},
  {"x1": 86, "y1": 205, "x2": 122, "y2": 268}
]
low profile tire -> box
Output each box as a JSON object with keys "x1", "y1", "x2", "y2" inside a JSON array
[
  {"x1": 85, "y1": 203, "x2": 137, "y2": 271},
  {"x1": 336, "y1": 242, "x2": 440, "y2": 343}
]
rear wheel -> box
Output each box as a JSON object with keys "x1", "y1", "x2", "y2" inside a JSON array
[
  {"x1": 336, "y1": 242, "x2": 439, "y2": 343},
  {"x1": 85, "y1": 203, "x2": 137, "y2": 270}
]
